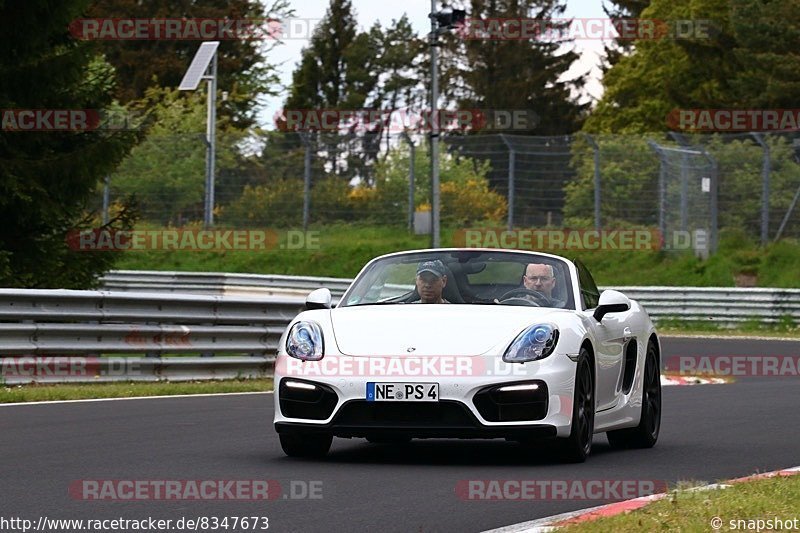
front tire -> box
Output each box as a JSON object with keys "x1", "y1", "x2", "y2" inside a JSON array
[
  {"x1": 607, "y1": 340, "x2": 661, "y2": 449},
  {"x1": 279, "y1": 432, "x2": 332, "y2": 458},
  {"x1": 559, "y1": 349, "x2": 595, "y2": 463}
]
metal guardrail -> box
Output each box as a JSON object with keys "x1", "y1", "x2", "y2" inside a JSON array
[
  {"x1": 610, "y1": 287, "x2": 800, "y2": 324},
  {"x1": 0, "y1": 288, "x2": 306, "y2": 384},
  {"x1": 2, "y1": 275, "x2": 798, "y2": 384},
  {"x1": 101, "y1": 271, "x2": 800, "y2": 324},
  {"x1": 100, "y1": 270, "x2": 352, "y2": 298}
]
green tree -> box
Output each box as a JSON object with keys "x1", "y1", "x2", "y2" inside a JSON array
[
  {"x1": 601, "y1": 0, "x2": 652, "y2": 70},
  {"x1": 565, "y1": 134, "x2": 659, "y2": 227},
  {"x1": 86, "y1": 0, "x2": 292, "y2": 128},
  {"x1": 360, "y1": 142, "x2": 507, "y2": 226},
  {"x1": 447, "y1": 0, "x2": 588, "y2": 135},
  {"x1": 728, "y1": 0, "x2": 800, "y2": 108},
  {"x1": 110, "y1": 87, "x2": 247, "y2": 225},
  {"x1": 0, "y1": 0, "x2": 140, "y2": 288},
  {"x1": 279, "y1": 1, "x2": 423, "y2": 184}
]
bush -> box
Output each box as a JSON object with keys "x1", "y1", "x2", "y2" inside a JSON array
[{"x1": 222, "y1": 180, "x2": 304, "y2": 227}]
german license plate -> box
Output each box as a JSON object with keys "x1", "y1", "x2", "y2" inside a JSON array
[{"x1": 366, "y1": 382, "x2": 439, "y2": 402}]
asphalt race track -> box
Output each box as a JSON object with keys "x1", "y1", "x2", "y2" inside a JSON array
[{"x1": 2, "y1": 336, "x2": 799, "y2": 533}]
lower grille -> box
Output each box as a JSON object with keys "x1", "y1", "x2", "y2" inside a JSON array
[{"x1": 332, "y1": 400, "x2": 477, "y2": 428}]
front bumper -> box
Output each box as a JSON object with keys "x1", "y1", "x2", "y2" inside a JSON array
[{"x1": 273, "y1": 353, "x2": 577, "y2": 439}]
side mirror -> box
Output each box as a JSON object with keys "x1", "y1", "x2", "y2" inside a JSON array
[
  {"x1": 305, "y1": 288, "x2": 332, "y2": 310},
  {"x1": 593, "y1": 290, "x2": 631, "y2": 321}
]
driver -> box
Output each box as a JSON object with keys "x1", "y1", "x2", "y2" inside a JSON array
[
  {"x1": 413, "y1": 260, "x2": 450, "y2": 304},
  {"x1": 523, "y1": 263, "x2": 557, "y2": 299},
  {"x1": 521, "y1": 263, "x2": 565, "y2": 307}
]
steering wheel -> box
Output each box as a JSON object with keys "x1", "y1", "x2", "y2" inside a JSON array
[{"x1": 497, "y1": 288, "x2": 552, "y2": 307}]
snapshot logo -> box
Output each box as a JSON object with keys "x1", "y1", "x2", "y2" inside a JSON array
[
  {"x1": 668, "y1": 356, "x2": 800, "y2": 377},
  {"x1": 274, "y1": 109, "x2": 539, "y2": 133},
  {"x1": 69, "y1": 18, "x2": 324, "y2": 41},
  {"x1": 667, "y1": 109, "x2": 800, "y2": 132},
  {"x1": 1, "y1": 357, "x2": 140, "y2": 382},
  {"x1": 276, "y1": 356, "x2": 529, "y2": 378},
  {"x1": 455, "y1": 479, "x2": 668, "y2": 501},
  {"x1": 68, "y1": 479, "x2": 323, "y2": 501},
  {"x1": 456, "y1": 18, "x2": 714, "y2": 41},
  {"x1": 66, "y1": 229, "x2": 320, "y2": 252},
  {"x1": 455, "y1": 228, "x2": 662, "y2": 251}
]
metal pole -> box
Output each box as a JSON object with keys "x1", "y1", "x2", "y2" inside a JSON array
[
  {"x1": 775, "y1": 181, "x2": 800, "y2": 241},
  {"x1": 499, "y1": 134, "x2": 515, "y2": 230},
  {"x1": 508, "y1": 147, "x2": 515, "y2": 230},
  {"x1": 751, "y1": 133, "x2": 770, "y2": 245},
  {"x1": 102, "y1": 175, "x2": 110, "y2": 225},
  {"x1": 680, "y1": 152, "x2": 689, "y2": 232},
  {"x1": 429, "y1": 0, "x2": 441, "y2": 248},
  {"x1": 703, "y1": 150, "x2": 719, "y2": 254},
  {"x1": 647, "y1": 141, "x2": 667, "y2": 241},
  {"x1": 659, "y1": 162, "x2": 666, "y2": 239},
  {"x1": 204, "y1": 52, "x2": 218, "y2": 229},
  {"x1": 302, "y1": 135, "x2": 311, "y2": 231},
  {"x1": 585, "y1": 134, "x2": 601, "y2": 230},
  {"x1": 402, "y1": 135, "x2": 416, "y2": 232}
]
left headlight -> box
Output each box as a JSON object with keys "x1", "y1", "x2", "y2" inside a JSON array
[
  {"x1": 286, "y1": 321, "x2": 324, "y2": 361},
  {"x1": 503, "y1": 323, "x2": 559, "y2": 363}
]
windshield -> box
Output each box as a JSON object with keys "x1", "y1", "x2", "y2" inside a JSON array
[{"x1": 340, "y1": 250, "x2": 574, "y2": 309}]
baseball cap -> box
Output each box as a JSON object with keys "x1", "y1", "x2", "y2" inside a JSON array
[{"x1": 416, "y1": 259, "x2": 446, "y2": 278}]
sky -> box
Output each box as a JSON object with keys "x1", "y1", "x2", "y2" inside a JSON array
[{"x1": 257, "y1": 0, "x2": 610, "y2": 129}]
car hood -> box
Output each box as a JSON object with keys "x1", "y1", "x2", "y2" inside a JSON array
[{"x1": 330, "y1": 304, "x2": 571, "y2": 356}]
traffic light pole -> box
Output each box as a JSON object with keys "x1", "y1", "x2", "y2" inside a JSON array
[{"x1": 429, "y1": 0, "x2": 441, "y2": 248}]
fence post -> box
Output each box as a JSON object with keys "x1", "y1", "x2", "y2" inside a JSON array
[
  {"x1": 401, "y1": 132, "x2": 415, "y2": 232},
  {"x1": 751, "y1": 132, "x2": 771, "y2": 246},
  {"x1": 647, "y1": 141, "x2": 667, "y2": 240},
  {"x1": 499, "y1": 134, "x2": 515, "y2": 230},
  {"x1": 102, "y1": 175, "x2": 110, "y2": 225},
  {"x1": 680, "y1": 152, "x2": 689, "y2": 232},
  {"x1": 584, "y1": 134, "x2": 601, "y2": 230},
  {"x1": 701, "y1": 148, "x2": 719, "y2": 254},
  {"x1": 775, "y1": 182, "x2": 800, "y2": 241},
  {"x1": 300, "y1": 133, "x2": 312, "y2": 231}
]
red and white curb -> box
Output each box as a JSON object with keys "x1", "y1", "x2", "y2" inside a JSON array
[
  {"x1": 483, "y1": 466, "x2": 800, "y2": 532},
  {"x1": 660, "y1": 374, "x2": 728, "y2": 386}
]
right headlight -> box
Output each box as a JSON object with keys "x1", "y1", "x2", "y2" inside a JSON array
[
  {"x1": 285, "y1": 321, "x2": 324, "y2": 361},
  {"x1": 503, "y1": 323, "x2": 559, "y2": 363}
]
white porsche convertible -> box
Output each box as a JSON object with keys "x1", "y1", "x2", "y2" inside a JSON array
[{"x1": 273, "y1": 248, "x2": 661, "y2": 462}]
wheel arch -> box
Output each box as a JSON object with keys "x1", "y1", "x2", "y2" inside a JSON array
[
  {"x1": 647, "y1": 332, "x2": 661, "y2": 368},
  {"x1": 580, "y1": 338, "x2": 596, "y2": 387}
]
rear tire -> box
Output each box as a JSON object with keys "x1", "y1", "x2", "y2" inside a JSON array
[
  {"x1": 559, "y1": 349, "x2": 594, "y2": 463},
  {"x1": 279, "y1": 432, "x2": 332, "y2": 458},
  {"x1": 607, "y1": 340, "x2": 661, "y2": 449}
]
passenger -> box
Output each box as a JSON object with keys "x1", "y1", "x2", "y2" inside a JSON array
[{"x1": 414, "y1": 260, "x2": 450, "y2": 304}]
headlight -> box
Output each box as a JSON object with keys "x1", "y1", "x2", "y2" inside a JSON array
[
  {"x1": 503, "y1": 324, "x2": 559, "y2": 363},
  {"x1": 286, "y1": 321, "x2": 324, "y2": 361}
]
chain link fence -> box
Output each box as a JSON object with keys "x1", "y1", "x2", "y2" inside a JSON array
[{"x1": 95, "y1": 131, "x2": 800, "y2": 247}]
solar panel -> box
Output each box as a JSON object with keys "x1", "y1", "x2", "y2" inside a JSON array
[{"x1": 178, "y1": 41, "x2": 220, "y2": 90}]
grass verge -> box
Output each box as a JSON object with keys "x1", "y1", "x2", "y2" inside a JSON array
[
  {"x1": 563, "y1": 474, "x2": 800, "y2": 532},
  {"x1": 0, "y1": 378, "x2": 273, "y2": 403},
  {"x1": 110, "y1": 224, "x2": 800, "y2": 288}
]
